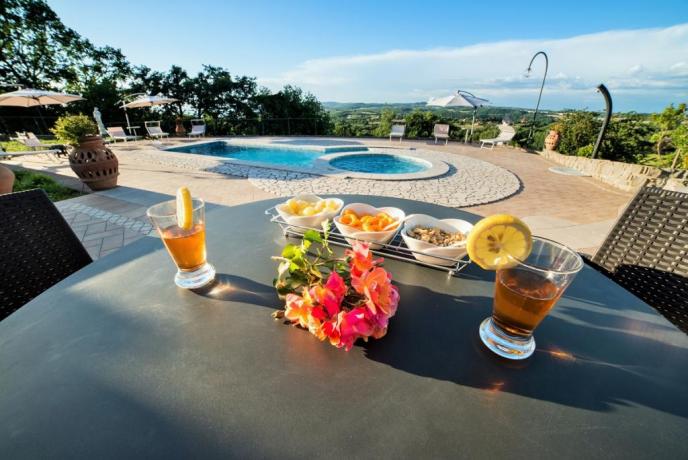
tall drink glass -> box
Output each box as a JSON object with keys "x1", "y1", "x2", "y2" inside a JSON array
[
  {"x1": 147, "y1": 198, "x2": 216, "y2": 289},
  {"x1": 479, "y1": 236, "x2": 583, "y2": 360}
]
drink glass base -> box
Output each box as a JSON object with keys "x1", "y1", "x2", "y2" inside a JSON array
[
  {"x1": 175, "y1": 262, "x2": 216, "y2": 289},
  {"x1": 479, "y1": 317, "x2": 535, "y2": 360}
]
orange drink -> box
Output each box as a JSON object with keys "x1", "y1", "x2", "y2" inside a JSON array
[{"x1": 147, "y1": 191, "x2": 215, "y2": 289}]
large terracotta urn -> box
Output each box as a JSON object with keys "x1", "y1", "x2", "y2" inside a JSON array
[
  {"x1": 544, "y1": 130, "x2": 560, "y2": 151},
  {"x1": 175, "y1": 118, "x2": 185, "y2": 136},
  {"x1": 69, "y1": 135, "x2": 119, "y2": 190},
  {"x1": 0, "y1": 164, "x2": 14, "y2": 194}
]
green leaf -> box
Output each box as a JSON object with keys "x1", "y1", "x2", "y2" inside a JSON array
[
  {"x1": 281, "y1": 244, "x2": 299, "y2": 259},
  {"x1": 303, "y1": 229, "x2": 322, "y2": 243}
]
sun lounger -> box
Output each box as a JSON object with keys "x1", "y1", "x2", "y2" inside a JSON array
[
  {"x1": 188, "y1": 120, "x2": 206, "y2": 138},
  {"x1": 433, "y1": 124, "x2": 450, "y2": 145},
  {"x1": 145, "y1": 121, "x2": 169, "y2": 139},
  {"x1": 480, "y1": 123, "x2": 516, "y2": 149},
  {"x1": 15, "y1": 132, "x2": 68, "y2": 157},
  {"x1": 1, "y1": 144, "x2": 61, "y2": 161},
  {"x1": 107, "y1": 126, "x2": 139, "y2": 142},
  {"x1": 389, "y1": 124, "x2": 405, "y2": 142}
]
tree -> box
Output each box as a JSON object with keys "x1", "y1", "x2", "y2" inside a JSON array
[
  {"x1": 650, "y1": 104, "x2": 686, "y2": 156},
  {"x1": 373, "y1": 109, "x2": 397, "y2": 138},
  {"x1": 650, "y1": 103, "x2": 687, "y2": 156},
  {"x1": 556, "y1": 112, "x2": 601, "y2": 156}
]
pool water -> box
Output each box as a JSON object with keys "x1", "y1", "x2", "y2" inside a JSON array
[
  {"x1": 329, "y1": 154, "x2": 429, "y2": 174},
  {"x1": 167, "y1": 142, "x2": 326, "y2": 167}
]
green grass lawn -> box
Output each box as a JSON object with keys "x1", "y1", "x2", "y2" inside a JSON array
[
  {"x1": 1, "y1": 140, "x2": 56, "y2": 152},
  {"x1": 11, "y1": 169, "x2": 82, "y2": 201}
]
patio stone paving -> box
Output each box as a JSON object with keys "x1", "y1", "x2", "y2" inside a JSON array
[{"x1": 4, "y1": 136, "x2": 633, "y2": 258}]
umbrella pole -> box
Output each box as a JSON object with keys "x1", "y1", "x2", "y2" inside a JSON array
[
  {"x1": 124, "y1": 108, "x2": 131, "y2": 130},
  {"x1": 468, "y1": 109, "x2": 476, "y2": 144},
  {"x1": 36, "y1": 105, "x2": 49, "y2": 135}
]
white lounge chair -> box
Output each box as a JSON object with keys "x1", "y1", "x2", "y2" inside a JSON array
[
  {"x1": 480, "y1": 122, "x2": 516, "y2": 149},
  {"x1": 433, "y1": 124, "x2": 450, "y2": 145},
  {"x1": 188, "y1": 119, "x2": 206, "y2": 138},
  {"x1": 389, "y1": 124, "x2": 405, "y2": 142},
  {"x1": 1, "y1": 144, "x2": 60, "y2": 161},
  {"x1": 15, "y1": 132, "x2": 43, "y2": 149},
  {"x1": 107, "y1": 126, "x2": 139, "y2": 142},
  {"x1": 144, "y1": 121, "x2": 169, "y2": 139}
]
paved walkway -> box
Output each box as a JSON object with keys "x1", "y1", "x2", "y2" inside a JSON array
[{"x1": 4, "y1": 136, "x2": 633, "y2": 259}]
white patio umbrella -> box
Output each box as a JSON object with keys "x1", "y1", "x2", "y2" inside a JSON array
[
  {"x1": 0, "y1": 88, "x2": 85, "y2": 107},
  {"x1": 120, "y1": 94, "x2": 178, "y2": 130},
  {"x1": 427, "y1": 90, "x2": 490, "y2": 143},
  {"x1": 0, "y1": 88, "x2": 85, "y2": 133}
]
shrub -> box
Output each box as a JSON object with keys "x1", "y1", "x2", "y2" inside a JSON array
[
  {"x1": 12, "y1": 169, "x2": 81, "y2": 201},
  {"x1": 51, "y1": 115, "x2": 98, "y2": 146},
  {"x1": 577, "y1": 144, "x2": 594, "y2": 157},
  {"x1": 557, "y1": 112, "x2": 600, "y2": 156}
]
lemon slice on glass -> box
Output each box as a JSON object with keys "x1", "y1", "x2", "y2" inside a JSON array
[
  {"x1": 466, "y1": 214, "x2": 532, "y2": 270},
  {"x1": 176, "y1": 186, "x2": 193, "y2": 230}
]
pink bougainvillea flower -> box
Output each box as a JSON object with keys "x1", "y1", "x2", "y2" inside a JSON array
[
  {"x1": 346, "y1": 241, "x2": 382, "y2": 278},
  {"x1": 339, "y1": 307, "x2": 376, "y2": 351},
  {"x1": 320, "y1": 317, "x2": 342, "y2": 348},
  {"x1": 310, "y1": 272, "x2": 347, "y2": 317},
  {"x1": 284, "y1": 290, "x2": 313, "y2": 329},
  {"x1": 351, "y1": 267, "x2": 400, "y2": 318}
]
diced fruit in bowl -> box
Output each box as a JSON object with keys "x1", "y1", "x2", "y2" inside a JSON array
[
  {"x1": 334, "y1": 203, "x2": 405, "y2": 249},
  {"x1": 401, "y1": 214, "x2": 474, "y2": 266},
  {"x1": 276, "y1": 195, "x2": 344, "y2": 232},
  {"x1": 285, "y1": 197, "x2": 341, "y2": 217}
]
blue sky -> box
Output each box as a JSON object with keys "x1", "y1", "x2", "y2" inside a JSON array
[{"x1": 50, "y1": 0, "x2": 688, "y2": 111}]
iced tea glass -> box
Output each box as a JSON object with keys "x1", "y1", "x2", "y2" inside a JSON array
[
  {"x1": 146, "y1": 198, "x2": 216, "y2": 289},
  {"x1": 479, "y1": 237, "x2": 583, "y2": 360}
]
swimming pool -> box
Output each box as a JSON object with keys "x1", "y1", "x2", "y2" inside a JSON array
[
  {"x1": 167, "y1": 142, "x2": 335, "y2": 167},
  {"x1": 166, "y1": 141, "x2": 445, "y2": 179},
  {"x1": 329, "y1": 153, "x2": 430, "y2": 174}
]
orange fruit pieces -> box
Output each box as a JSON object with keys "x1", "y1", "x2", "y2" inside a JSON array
[{"x1": 339, "y1": 209, "x2": 398, "y2": 232}]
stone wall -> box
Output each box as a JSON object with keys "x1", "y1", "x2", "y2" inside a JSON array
[{"x1": 538, "y1": 149, "x2": 688, "y2": 192}]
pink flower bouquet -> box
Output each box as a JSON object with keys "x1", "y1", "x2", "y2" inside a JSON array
[{"x1": 273, "y1": 224, "x2": 400, "y2": 350}]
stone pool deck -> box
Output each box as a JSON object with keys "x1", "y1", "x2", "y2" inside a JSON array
[{"x1": 3, "y1": 136, "x2": 633, "y2": 258}]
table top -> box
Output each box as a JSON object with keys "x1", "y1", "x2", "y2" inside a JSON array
[{"x1": 1, "y1": 196, "x2": 687, "y2": 459}]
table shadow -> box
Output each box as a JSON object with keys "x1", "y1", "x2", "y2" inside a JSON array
[
  {"x1": 361, "y1": 282, "x2": 688, "y2": 419},
  {"x1": 191, "y1": 273, "x2": 279, "y2": 309}
]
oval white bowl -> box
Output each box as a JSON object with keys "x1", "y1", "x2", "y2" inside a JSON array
[
  {"x1": 276, "y1": 194, "x2": 344, "y2": 233},
  {"x1": 333, "y1": 203, "x2": 405, "y2": 249},
  {"x1": 401, "y1": 214, "x2": 474, "y2": 266}
]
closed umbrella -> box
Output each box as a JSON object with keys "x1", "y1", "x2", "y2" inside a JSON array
[
  {"x1": 0, "y1": 88, "x2": 85, "y2": 133},
  {"x1": 427, "y1": 90, "x2": 489, "y2": 143},
  {"x1": 120, "y1": 94, "x2": 178, "y2": 132}
]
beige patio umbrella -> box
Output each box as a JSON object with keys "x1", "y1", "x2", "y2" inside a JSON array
[
  {"x1": 120, "y1": 94, "x2": 178, "y2": 131},
  {"x1": 427, "y1": 90, "x2": 490, "y2": 143},
  {"x1": 0, "y1": 88, "x2": 85, "y2": 133}
]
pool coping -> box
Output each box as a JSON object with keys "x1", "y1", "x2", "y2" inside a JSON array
[{"x1": 164, "y1": 139, "x2": 449, "y2": 181}]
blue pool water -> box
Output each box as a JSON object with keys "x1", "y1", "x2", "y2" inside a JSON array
[
  {"x1": 167, "y1": 142, "x2": 327, "y2": 167},
  {"x1": 329, "y1": 154, "x2": 429, "y2": 174}
]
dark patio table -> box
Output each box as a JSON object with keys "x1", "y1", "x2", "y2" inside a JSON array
[{"x1": 1, "y1": 195, "x2": 687, "y2": 459}]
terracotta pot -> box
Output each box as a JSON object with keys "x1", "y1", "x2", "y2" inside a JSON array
[
  {"x1": 544, "y1": 130, "x2": 560, "y2": 151},
  {"x1": 69, "y1": 135, "x2": 119, "y2": 190},
  {"x1": 0, "y1": 164, "x2": 15, "y2": 194},
  {"x1": 175, "y1": 119, "x2": 185, "y2": 136}
]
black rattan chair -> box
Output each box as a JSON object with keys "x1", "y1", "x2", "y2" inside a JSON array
[
  {"x1": 0, "y1": 189, "x2": 92, "y2": 320},
  {"x1": 588, "y1": 185, "x2": 688, "y2": 333}
]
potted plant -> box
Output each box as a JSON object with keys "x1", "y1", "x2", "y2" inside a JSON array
[
  {"x1": 52, "y1": 115, "x2": 119, "y2": 190},
  {"x1": 0, "y1": 162, "x2": 14, "y2": 194}
]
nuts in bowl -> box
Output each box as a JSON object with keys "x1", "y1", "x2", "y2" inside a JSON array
[
  {"x1": 401, "y1": 214, "x2": 474, "y2": 266},
  {"x1": 334, "y1": 203, "x2": 405, "y2": 249},
  {"x1": 276, "y1": 194, "x2": 344, "y2": 231}
]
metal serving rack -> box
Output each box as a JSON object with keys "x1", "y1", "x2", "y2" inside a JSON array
[{"x1": 266, "y1": 207, "x2": 471, "y2": 277}]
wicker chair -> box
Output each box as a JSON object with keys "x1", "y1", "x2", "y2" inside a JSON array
[
  {"x1": 0, "y1": 189, "x2": 92, "y2": 320},
  {"x1": 588, "y1": 185, "x2": 688, "y2": 333}
]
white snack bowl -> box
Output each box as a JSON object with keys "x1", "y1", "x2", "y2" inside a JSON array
[
  {"x1": 333, "y1": 203, "x2": 405, "y2": 249},
  {"x1": 275, "y1": 194, "x2": 344, "y2": 233},
  {"x1": 401, "y1": 214, "x2": 474, "y2": 266}
]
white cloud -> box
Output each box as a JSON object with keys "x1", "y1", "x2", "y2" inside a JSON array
[{"x1": 259, "y1": 24, "x2": 688, "y2": 111}]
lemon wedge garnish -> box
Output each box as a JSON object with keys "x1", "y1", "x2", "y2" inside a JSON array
[
  {"x1": 466, "y1": 214, "x2": 532, "y2": 270},
  {"x1": 176, "y1": 187, "x2": 193, "y2": 230}
]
